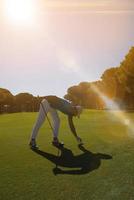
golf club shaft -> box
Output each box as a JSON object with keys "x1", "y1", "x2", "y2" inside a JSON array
[{"x1": 41, "y1": 102, "x2": 54, "y2": 132}]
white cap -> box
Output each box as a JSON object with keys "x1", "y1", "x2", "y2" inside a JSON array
[{"x1": 76, "y1": 106, "x2": 83, "y2": 118}]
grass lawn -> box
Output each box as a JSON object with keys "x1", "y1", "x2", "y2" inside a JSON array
[{"x1": 0, "y1": 110, "x2": 134, "y2": 200}]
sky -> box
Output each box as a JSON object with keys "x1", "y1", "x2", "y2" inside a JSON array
[{"x1": 0, "y1": 0, "x2": 134, "y2": 97}]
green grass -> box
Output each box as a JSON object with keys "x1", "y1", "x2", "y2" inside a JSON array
[{"x1": 0, "y1": 110, "x2": 134, "y2": 200}]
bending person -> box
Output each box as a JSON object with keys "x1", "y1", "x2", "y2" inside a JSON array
[{"x1": 29, "y1": 95, "x2": 83, "y2": 148}]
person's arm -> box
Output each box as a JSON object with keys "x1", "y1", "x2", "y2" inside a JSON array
[{"x1": 68, "y1": 115, "x2": 82, "y2": 142}]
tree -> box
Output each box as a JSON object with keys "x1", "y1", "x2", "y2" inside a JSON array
[
  {"x1": 101, "y1": 67, "x2": 118, "y2": 98},
  {"x1": 0, "y1": 88, "x2": 14, "y2": 113},
  {"x1": 15, "y1": 93, "x2": 34, "y2": 112},
  {"x1": 65, "y1": 47, "x2": 134, "y2": 110},
  {"x1": 117, "y1": 46, "x2": 134, "y2": 109}
]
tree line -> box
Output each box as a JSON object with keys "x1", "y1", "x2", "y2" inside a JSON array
[
  {"x1": 0, "y1": 46, "x2": 134, "y2": 113},
  {"x1": 64, "y1": 46, "x2": 134, "y2": 110},
  {"x1": 0, "y1": 89, "x2": 43, "y2": 114}
]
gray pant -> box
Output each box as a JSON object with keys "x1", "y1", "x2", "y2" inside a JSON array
[{"x1": 31, "y1": 99, "x2": 60, "y2": 139}]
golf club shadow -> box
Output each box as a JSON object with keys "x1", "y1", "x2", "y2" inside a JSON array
[{"x1": 32, "y1": 145, "x2": 112, "y2": 175}]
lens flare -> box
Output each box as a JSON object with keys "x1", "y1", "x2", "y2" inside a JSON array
[
  {"x1": 124, "y1": 119, "x2": 130, "y2": 126},
  {"x1": 90, "y1": 84, "x2": 134, "y2": 137}
]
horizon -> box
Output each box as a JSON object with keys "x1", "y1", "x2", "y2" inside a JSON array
[{"x1": 1, "y1": 0, "x2": 134, "y2": 97}]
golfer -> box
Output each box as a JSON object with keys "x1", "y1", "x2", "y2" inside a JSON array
[{"x1": 29, "y1": 95, "x2": 83, "y2": 148}]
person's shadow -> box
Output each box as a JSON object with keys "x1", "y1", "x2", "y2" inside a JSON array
[{"x1": 32, "y1": 145, "x2": 112, "y2": 175}]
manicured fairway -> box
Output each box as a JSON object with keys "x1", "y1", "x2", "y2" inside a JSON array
[{"x1": 0, "y1": 111, "x2": 134, "y2": 200}]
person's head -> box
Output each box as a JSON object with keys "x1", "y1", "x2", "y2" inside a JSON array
[{"x1": 75, "y1": 105, "x2": 83, "y2": 118}]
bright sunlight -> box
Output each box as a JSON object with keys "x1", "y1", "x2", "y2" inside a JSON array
[{"x1": 4, "y1": 0, "x2": 37, "y2": 25}]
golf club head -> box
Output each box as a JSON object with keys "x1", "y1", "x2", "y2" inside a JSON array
[
  {"x1": 78, "y1": 139, "x2": 84, "y2": 146},
  {"x1": 30, "y1": 145, "x2": 39, "y2": 151},
  {"x1": 78, "y1": 143, "x2": 84, "y2": 148}
]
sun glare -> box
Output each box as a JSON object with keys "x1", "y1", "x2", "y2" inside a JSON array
[
  {"x1": 90, "y1": 84, "x2": 134, "y2": 137},
  {"x1": 4, "y1": 0, "x2": 36, "y2": 25}
]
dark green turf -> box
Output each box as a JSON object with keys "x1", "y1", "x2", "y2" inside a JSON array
[{"x1": 0, "y1": 111, "x2": 134, "y2": 200}]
